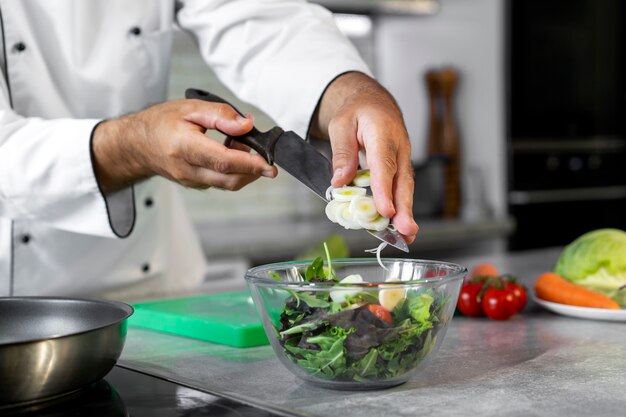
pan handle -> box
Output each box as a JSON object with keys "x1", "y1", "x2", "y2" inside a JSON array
[{"x1": 185, "y1": 88, "x2": 282, "y2": 165}]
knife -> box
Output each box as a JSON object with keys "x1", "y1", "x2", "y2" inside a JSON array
[{"x1": 185, "y1": 88, "x2": 409, "y2": 253}]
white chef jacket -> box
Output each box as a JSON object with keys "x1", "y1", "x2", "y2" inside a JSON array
[{"x1": 0, "y1": 0, "x2": 369, "y2": 299}]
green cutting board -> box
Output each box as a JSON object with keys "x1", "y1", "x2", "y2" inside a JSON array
[{"x1": 129, "y1": 291, "x2": 269, "y2": 348}]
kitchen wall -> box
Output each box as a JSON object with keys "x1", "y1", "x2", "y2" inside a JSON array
[{"x1": 373, "y1": 0, "x2": 506, "y2": 219}]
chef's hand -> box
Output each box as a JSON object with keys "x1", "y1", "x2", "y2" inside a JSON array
[
  {"x1": 310, "y1": 72, "x2": 419, "y2": 244},
  {"x1": 92, "y1": 100, "x2": 277, "y2": 193}
]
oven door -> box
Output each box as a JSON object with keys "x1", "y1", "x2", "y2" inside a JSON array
[
  {"x1": 509, "y1": 186, "x2": 626, "y2": 250},
  {"x1": 507, "y1": 140, "x2": 626, "y2": 250}
]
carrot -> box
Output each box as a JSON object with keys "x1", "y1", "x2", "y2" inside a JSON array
[
  {"x1": 470, "y1": 262, "x2": 499, "y2": 279},
  {"x1": 534, "y1": 272, "x2": 621, "y2": 310}
]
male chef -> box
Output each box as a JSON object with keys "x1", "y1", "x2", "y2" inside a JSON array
[{"x1": 0, "y1": 0, "x2": 417, "y2": 299}]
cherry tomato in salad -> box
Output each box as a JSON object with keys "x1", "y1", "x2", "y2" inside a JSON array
[
  {"x1": 481, "y1": 287, "x2": 518, "y2": 320},
  {"x1": 457, "y1": 282, "x2": 484, "y2": 317},
  {"x1": 367, "y1": 304, "x2": 393, "y2": 324}
]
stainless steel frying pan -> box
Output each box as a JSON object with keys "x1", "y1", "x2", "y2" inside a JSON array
[{"x1": 0, "y1": 297, "x2": 133, "y2": 407}]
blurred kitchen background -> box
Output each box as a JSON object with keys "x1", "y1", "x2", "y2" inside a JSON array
[{"x1": 166, "y1": 0, "x2": 626, "y2": 270}]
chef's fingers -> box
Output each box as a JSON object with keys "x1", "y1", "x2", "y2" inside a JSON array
[
  {"x1": 391, "y1": 161, "x2": 419, "y2": 244},
  {"x1": 363, "y1": 131, "x2": 397, "y2": 219},
  {"x1": 328, "y1": 118, "x2": 359, "y2": 187},
  {"x1": 186, "y1": 166, "x2": 263, "y2": 191},
  {"x1": 166, "y1": 163, "x2": 263, "y2": 191},
  {"x1": 185, "y1": 131, "x2": 277, "y2": 178},
  {"x1": 225, "y1": 137, "x2": 253, "y2": 153},
  {"x1": 184, "y1": 101, "x2": 254, "y2": 137}
]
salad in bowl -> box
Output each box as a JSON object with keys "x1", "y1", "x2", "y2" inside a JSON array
[{"x1": 246, "y1": 256, "x2": 465, "y2": 390}]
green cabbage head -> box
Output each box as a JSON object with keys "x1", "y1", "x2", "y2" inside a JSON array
[{"x1": 555, "y1": 228, "x2": 626, "y2": 307}]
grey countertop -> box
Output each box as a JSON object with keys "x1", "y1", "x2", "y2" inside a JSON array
[{"x1": 118, "y1": 247, "x2": 626, "y2": 417}]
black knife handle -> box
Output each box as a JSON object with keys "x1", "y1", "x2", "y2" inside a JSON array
[{"x1": 185, "y1": 88, "x2": 282, "y2": 165}]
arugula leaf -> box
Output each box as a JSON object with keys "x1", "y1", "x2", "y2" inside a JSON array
[
  {"x1": 296, "y1": 291, "x2": 331, "y2": 308},
  {"x1": 323, "y1": 241, "x2": 336, "y2": 280},
  {"x1": 345, "y1": 291, "x2": 379, "y2": 305},
  {"x1": 305, "y1": 257, "x2": 325, "y2": 282},
  {"x1": 417, "y1": 330, "x2": 436, "y2": 361},
  {"x1": 285, "y1": 332, "x2": 348, "y2": 379},
  {"x1": 350, "y1": 348, "x2": 379, "y2": 379},
  {"x1": 279, "y1": 294, "x2": 317, "y2": 332},
  {"x1": 378, "y1": 318, "x2": 424, "y2": 360},
  {"x1": 280, "y1": 319, "x2": 328, "y2": 336}
]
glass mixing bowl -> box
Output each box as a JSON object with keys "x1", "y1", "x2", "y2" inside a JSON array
[{"x1": 246, "y1": 258, "x2": 466, "y2": 390}]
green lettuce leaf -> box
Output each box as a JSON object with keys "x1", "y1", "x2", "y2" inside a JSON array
[
  {"x1": 555, "y1": 228, "x2": 626, "y2": 306},
  {"x1": 403, "y1": 291, "x2": 435, "y2": 332}
]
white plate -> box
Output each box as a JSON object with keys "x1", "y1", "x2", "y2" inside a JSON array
[{"x1": 533, "y1": 296, "x2": 626, "y2": 322}]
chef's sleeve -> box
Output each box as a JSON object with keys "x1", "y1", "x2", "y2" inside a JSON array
[
  {"x1": 0, "y1": 89, "x2": 135, "y2": 238},
  {"x1": 176, "y1": 0, "x2": 372, "y2": 138}
]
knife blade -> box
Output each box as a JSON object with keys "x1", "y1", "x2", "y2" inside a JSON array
[{"x1": 185, "y1": 88, "x2": 409, "y2": 252}]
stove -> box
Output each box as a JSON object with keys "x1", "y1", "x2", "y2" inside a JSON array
[{"x1": 2, "y1": 366, "x2": 282, "y2": 417}]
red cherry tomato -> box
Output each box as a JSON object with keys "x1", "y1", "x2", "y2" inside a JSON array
[
  {"x1": 367, "y1": 304, "x2": 393, "y2": 324},
  {"x1": 457, "y1": 283, "x2": 485, "y2": 317},
  {"x1": 481, "y1": 287, "x2": 518, "y2": 320},
  {"x1": 507, "y1": 283, "x2": 528, "y2": 313}
]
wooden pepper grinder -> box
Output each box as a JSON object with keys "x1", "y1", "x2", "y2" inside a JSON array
[{"x1": 425, "y1": 67, "x2": 461, "y2": 219}]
